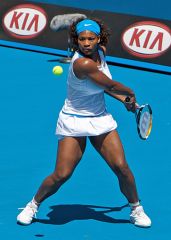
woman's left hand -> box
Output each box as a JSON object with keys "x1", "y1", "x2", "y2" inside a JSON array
[{"x1": 124, "y1": 96, "x2": 136, "y2": 113}]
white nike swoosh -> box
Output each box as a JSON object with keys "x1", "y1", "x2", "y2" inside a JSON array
[{"x1": 84, "y1": 24, "x2": 92, "y2": 26}]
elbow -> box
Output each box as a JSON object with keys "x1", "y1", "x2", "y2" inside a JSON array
[{"x1": 106, "y1": 84, "x2": 116, "y2": 92}]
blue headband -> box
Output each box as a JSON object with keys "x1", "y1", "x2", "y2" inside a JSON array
[{"x1": 76, "y1": 19, "x2": 100, "y2": 35}]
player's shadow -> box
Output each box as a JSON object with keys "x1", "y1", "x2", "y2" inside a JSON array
[{"x1": 36, "y1": 203, "x2": 130, "y2": 225}]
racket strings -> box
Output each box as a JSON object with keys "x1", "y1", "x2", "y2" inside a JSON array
[{"x1": 136, "y1": 104, "x2": 152, "y2": 139}]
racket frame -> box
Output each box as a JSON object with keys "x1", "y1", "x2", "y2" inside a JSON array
[
  {"x1": 124, "y1": 96, "x2": 152, "y2": 140},
  {"x1": 135, "y1": 103, "x2": 152, "y2": 140}
]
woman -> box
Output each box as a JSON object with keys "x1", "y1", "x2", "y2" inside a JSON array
[{"x1": 17, "y1": 18, "x2": 151, "y2": 227}]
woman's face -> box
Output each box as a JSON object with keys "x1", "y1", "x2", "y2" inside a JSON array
[{"x1": 77, "y1": 31, "x2": 100, "y2": 56}]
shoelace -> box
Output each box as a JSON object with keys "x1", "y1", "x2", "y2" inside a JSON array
[
  {"x1": 18, "y1": 206, "x2": 38, "y2": 218},
  {"x1": 132, "y1": 208, "x2": 145, "y2": 218}
]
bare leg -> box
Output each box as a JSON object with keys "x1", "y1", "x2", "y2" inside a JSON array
[
  {"x1": 34, "y1": 136, "x2": 86, "y2": 203},
  {"x1": 89, "y1": 130, "x2": 139, "y2": 203},
  {"x1": 89, "y1": 130, "x2": 152, "y2": 227}
]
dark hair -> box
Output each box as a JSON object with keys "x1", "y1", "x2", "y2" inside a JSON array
[{"x1": 69, "y1": 17, "x2": 111, "y2": 52}]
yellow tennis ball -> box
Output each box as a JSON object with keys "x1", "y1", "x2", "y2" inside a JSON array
[{"x1": 52, "y1": 66, "x2": 63, "y2": 75}]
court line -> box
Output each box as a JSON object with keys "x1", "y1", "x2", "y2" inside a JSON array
[{"x1": 0, "y1": 39, "x2": 171, "y2": 75}]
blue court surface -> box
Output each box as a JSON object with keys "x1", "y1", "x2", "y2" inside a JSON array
[{"x1": 0, "y1": 1, "x2": 171, "y2": 240}]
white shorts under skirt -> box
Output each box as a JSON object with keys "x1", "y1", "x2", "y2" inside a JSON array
[{"x1": 56, "y1": 110, "x2": 117, "y2": 140}]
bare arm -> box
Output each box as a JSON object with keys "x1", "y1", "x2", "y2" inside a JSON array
[
  {"x1": 73, "y1": 58, "x2": 134, "y2": 97},
  {"x1": 104, "y1": 90, "x2": 136, "y2": 112},
  {"x1": 73, "y1": 57, "x2": 136, "y2": 112},
  {"x1": 74, "y1": 58, "x2": 134, "y2": 96},
  {"x1": 97, "y1": 47, "x2": 131, "y2": 104},
  {"x1": 104, "y1": 90, "x2": 127, "y2": 103}
]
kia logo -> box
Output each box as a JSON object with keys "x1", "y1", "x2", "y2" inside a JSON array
[
  {"x1": 121, "y1": 21, "x2": 171, "y2": 58},
  {"x1": 3, "y1": 4, "x2": 47, "y2": 39}
]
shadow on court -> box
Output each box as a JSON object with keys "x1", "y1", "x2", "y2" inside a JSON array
[{"x1": 36, "y1": 203, "x2": 130, "y2": 225}]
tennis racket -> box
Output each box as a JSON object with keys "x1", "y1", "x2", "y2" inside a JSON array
[{"x1": 125, "y1": 97, "x2": 152, "y2": 140}]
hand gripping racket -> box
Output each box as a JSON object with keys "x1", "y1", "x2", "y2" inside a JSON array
[{"x1": 125, "y1": 97, "x2": 152, "y2": 140}]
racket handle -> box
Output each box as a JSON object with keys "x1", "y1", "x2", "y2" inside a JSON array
[{"x1": 135, "y1": 103, "x2": 140, "y2": 108}]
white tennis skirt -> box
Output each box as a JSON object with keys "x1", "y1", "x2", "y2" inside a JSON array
[{"x1": 56, "y1": 110, "x2": 117, "y2": 140}]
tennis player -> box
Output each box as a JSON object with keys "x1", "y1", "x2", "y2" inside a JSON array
[{"x1": 17, "y1": 18, "x2": 151, "y2": 227}]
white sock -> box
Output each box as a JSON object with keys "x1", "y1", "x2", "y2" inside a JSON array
[
  {"x1": 31, "y1": 197, "x2": 40, "y2": 207},
  {"x1": 129, "y1": 201, "x2": 140, "y2": 209}
]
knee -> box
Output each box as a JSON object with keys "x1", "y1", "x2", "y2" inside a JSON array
[
  {"x1": 52, "y1": 169, "x2": 72, "y2": 184},
  {"x1": 114, "y1": 162, "x2": 132, "y2": 178}
]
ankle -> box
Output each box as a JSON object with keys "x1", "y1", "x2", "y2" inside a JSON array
[
  {"x1": 129, "y1": 201, "x2": 140, "y2": 210},
  {"x1": 32, "y1": 197, "x2": 40, "y2": 207}
]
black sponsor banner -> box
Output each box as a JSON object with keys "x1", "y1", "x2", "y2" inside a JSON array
[
  {"x1": 0, "y1": 1, "x2": 92, "y2": 54},
  {"x1": 0, "y1": 0, "x2": 171, "y2": 74},
  {"x1": 95, "y1": 10, "x2": 171, "y2": 69}
]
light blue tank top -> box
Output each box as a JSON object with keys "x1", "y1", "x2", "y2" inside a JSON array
[{"x1": 62, "y1": 50, "x2": 112, "y2": 116}]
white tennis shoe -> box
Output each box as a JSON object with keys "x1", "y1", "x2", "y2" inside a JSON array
[
  {"x1": 17, "y1": 201, "x2": 38, "y2": 225},
  {"x1": 130, "y1": 206, "x2": 151, "y2": 227}
]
